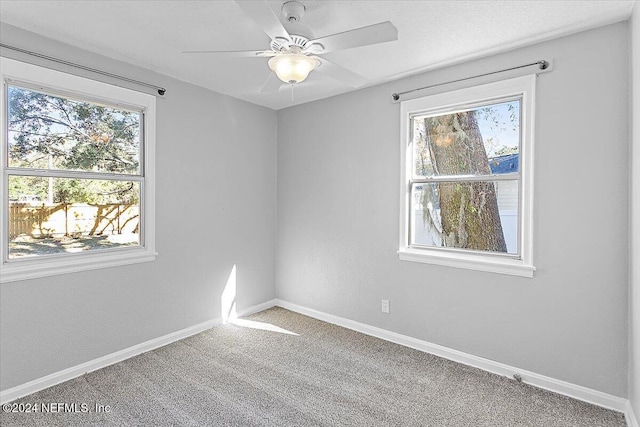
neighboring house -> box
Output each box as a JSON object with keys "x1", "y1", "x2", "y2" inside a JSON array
[
  {"x1": 489, "y1": 152, "x2": 518, "y2": 174},
  {"x1": 490, "y1": 153, "x2": 519, "y2": 252},
  {"x1": 490, "y1": 153, "x2": 519, "y2": 212}
]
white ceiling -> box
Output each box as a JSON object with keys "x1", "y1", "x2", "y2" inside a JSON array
[{"x1": 0, "y1": 1, "x2": 636, "y2": 110}]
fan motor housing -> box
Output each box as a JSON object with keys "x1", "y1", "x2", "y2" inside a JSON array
[{"x1": 271, "y1": 34, "x2": 309, "y2": 51}]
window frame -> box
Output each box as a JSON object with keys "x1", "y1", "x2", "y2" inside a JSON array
[
  {"x1": 398, "y1": 75, "x2": 536, "y2": 277},
  {"x1": 0, "y1": 57, "x2": 156, "y2": 283}
]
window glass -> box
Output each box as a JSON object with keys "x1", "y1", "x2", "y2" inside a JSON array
[
  {"x1": 8, "y1": 85, "x2": 141, "y2": 175},
  {"x1": 8, "y1": 176, "x2": 140, "y2": 258},
  {"x1": 408, "y1": 97, "x2": 521, "y2": 256},
  {"x1": 410, "y1": 181, "x2": 519, "y2": 254},
  {"x1": 412, "y1": 100, "x2": 520, "y2": 178}
]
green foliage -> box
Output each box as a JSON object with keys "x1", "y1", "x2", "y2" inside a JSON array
[
  {"x1": 9, "y1": 176, "x2": 138, "y2": 205},
  {"x1": 53, "y1": 179, "x2": 137, "y2": 204},
  {"x1": 493, "y1": 145, "x2": 518, "y2": 156},
  {"x1": 8, "y1": 176, "x2": 48, "y2": 202},
  {"x1": 8, "y1": 86, "x2": 141, "y2": 204}
]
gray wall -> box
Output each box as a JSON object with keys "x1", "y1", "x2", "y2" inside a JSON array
[
  {"x1": 0, "y1": 24, "x2": 278, "y2": 391},
  {"x1": 1, "y1": 19, "x2": 633, "y2": 403},
  {"x1": 630, "y1": 3, "x2": 640, "y2": 419},
  {"x1": 276, "y1": 23, "x2": 630, "y2": 397}
]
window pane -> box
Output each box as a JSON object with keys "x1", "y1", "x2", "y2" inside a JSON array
[
  {"x1": 410, "y1": 181, "x2": 518, "y2": 254},
  {"x1": 412, "y1": 100, "x2": 520, "y2": 178},
  {"x1": 7, "y1": 86, "x2": 141, "y2": 175},
  {"x1": 8, "y1": 176, "x2": 140, "y2": 259}
]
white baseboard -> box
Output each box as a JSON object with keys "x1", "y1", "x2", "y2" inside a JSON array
[
  {"x1": 2, "y1": 297, "x2": 633, "y2": 422},
  {"x1": 235, "y1": 299, "x2": 277, "y2": 318},
  {"x1": 0, "y1": 299, "x2": 277, "y2": 404},
  {"x1": 274, "y1": 299, "x2": 629, "y2": 415},
  {"x1": 627, "y1": 400, "x2": 639, "y2": 427}
]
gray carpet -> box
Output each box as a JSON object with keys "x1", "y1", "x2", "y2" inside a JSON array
[{"x1": 0, "y1": 307, "x2": 627, "y2": 426}]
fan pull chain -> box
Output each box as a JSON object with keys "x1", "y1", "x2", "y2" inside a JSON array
[{"x1": 291, "y1": 83, "x2": 295, "y2": 102}]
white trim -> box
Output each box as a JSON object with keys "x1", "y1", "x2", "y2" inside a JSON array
[
  {"x1": 631, "y1": 3, "x2": 640, "y2": 427},
  {"x1": 235, "y1": 299, "x2": 277, "y2": 318},
  {"x1": 2, "y1": 297, "x2": 630, "y2": 418},
  {"x1": 0, "y1": 248, "x2": 158, "y2": 283},
  {"x1": 398, "y1": 75, "x2": 536, "y2": 277},
  {"x1": 0, "y1": 57, "x2": 157, "y2": 283},
  {"x1": 398, "y1": 248, "x2": 535, "y2": 277},
  {"x1": 0, "y1": 299, "x2": 277, "y2": 404},
  {"x1": 275, "y1": 299, "x2": 628, "y2": 413},
  {"x1": 627, "y1": 400, "x2": 640, "y2": 427}
]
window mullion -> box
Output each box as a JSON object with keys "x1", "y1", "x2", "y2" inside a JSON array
[
  {"x1": 6, "y1": 167, "x2": 143, "y2": 182},
  {"x1": 411, "y1": 173, "x2": 520, "y2": 184}
]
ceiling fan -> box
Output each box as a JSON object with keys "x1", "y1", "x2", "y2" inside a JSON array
[{"x1": 184, "y1": 0, "x2": 398, "y2": 93}]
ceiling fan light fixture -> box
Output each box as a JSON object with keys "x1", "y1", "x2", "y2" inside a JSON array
[{"x1": 268, "y1": 53, "x2": 319, "y2": 84}]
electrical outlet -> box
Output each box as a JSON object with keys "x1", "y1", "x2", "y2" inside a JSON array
[{"x1": 381, "y1": 299, "x2": 390, "y2": 313}]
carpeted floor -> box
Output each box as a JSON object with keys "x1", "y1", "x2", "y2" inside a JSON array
[{"x1": 0, "y1": 307, "x2": 627, "y2": 426}]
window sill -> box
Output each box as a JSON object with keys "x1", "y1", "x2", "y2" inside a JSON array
[
  {"x1": 398, "y1": 248, "x2": 535, "y2": 278},
  {"x1": 0, "y1": 248, "x2": 157, "y2": 283}
]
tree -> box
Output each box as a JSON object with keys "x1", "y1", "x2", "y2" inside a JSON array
[
  {"x1": 7, "y1": 86, "x2": 140, "y2": 204},
  {"x1": 423, "y1": 110, "x2": 507, "y2": 252}
]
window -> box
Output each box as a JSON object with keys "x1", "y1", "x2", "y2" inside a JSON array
[
  {"x1": 399, "y1": 75, "x2": 535, "y2": 277},
  {"x1": 1, "y1": 57, "x2": 156, "y2": 282}
]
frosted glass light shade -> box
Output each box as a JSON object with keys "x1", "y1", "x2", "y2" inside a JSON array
[{"x1": 268, "y1": 53, "x2": 320, "y2": 84}]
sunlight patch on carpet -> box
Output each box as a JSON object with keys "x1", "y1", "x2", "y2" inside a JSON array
[{"x1": 230, "y1": 318, "x2": 299, "y2": 336}]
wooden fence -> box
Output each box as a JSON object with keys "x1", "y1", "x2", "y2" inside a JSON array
[{"x1": 9, "y1": 203, "x2": 139, "y2": 239}]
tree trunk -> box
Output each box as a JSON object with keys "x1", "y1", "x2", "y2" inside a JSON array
[{"x1": 424, "y1": 111, "x2": 507, "y2": 252}]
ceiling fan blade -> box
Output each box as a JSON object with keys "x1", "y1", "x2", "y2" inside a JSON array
[
  {"x1": 182, "y1": 50, "x2": 276, "y2": 58},
  {"x1": 314, "y1": 57, "x2": 367, "y2": 88},
  {"x1": 260, "y1": 72, "x2": 283, "y2": 93},
  {"x1": 307, "y1": 21, "x2": 398, "y2": 54},
  {"x1": 234, "y1": 0, "x2": 290, "y2": 42}
]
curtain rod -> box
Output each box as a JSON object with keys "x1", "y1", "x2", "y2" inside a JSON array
[
  {"x1": 391, "y1": 60, "x2": 548, "y2": 102},
  {"x1": 0, "y1": 43, "x2": 166, "y2": 96}
]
